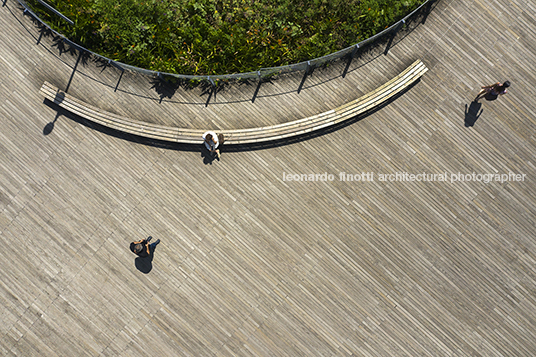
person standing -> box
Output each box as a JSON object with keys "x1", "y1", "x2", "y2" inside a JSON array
[
  {"x1": 202, "y1": 131, "x2": 221, "y2": 159},
  {"x1": 475, "y1": 81, "x2": 510, "y2": 101},
  {"x1": 130, "y1": 236, "x2": 160, "y2": 258}
]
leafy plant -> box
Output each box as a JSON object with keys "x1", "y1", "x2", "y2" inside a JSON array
[{"x1": 27, "y1": 0, "x2": 426, "y2": 75}]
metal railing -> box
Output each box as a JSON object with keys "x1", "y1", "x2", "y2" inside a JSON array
[{"x1": 10, "y1": 0, "x2": 436, "y2": 104}]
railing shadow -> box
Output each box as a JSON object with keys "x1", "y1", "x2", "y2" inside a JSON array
[
  {"x1": 41, "y1": 80, "x2": 421, "y2": 153},
  {"x1": 227, "y1": 80, "x2": 423, "y2": 152},
  {"x1": 8, "y1": 0, "x2": 439, "y2": 105}
]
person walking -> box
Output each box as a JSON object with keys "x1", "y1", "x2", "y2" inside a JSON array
[
  {"x1": 475, "y1": 81, "x2": 510, "y2": 101},
  {"x1": 130, "y1": 236, "x2": 160, "y2": 258}
]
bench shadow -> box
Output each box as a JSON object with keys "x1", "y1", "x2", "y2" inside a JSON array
[
  {"x1": 42, "y1": 98, "x2": 199, "y2": 151},
  {"x1": 228, "y1": 80, "x2": 422, "y2": 152},
  {"x1": 42, "y1": 80, "x2": 420, "y2": 153}
]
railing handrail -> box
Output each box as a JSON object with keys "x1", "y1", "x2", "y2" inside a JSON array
[
  {"x1": 14, "y1": 0, "x2": 434, "y2": 81},
  {"x1": 36, "y1": 0, "x2": 72, "y2": 25}
]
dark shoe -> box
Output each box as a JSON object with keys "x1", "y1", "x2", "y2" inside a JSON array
[
  {"x1": 146, "y1": 236, "x2": 152, "y2": 243},
  {"x1": 154, "y1": 239, "x2": 160, "y2": 245}
]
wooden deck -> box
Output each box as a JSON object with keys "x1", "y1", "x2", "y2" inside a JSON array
[
  {"x1": 1, "y1": 0, "x2": 536, "y2": 356},
  {"x1": 38, "y1": 60, "x2": 428, "y2": 144}
]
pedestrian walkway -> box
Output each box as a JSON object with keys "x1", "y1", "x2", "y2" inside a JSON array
[{"x1": 1, "y1": 0, "x2": 536, "y2": 356}]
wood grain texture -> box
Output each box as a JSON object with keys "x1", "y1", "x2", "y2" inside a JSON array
[
  {"x1": 38, "y1": 61, "x2": 427, "y2": 145},
  {"x1": 1, "y1": 0, "x2": 536, "y2": 356}
]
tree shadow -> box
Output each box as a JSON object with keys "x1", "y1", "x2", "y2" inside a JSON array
[
  {"x1": 464, "y1": 101, "x2": 483, "y2": 127},
  {"x1": 150, "y1": 74, "x2": 196, "y2": 103},
  {"x1": 51, "y1": 36, "x2": 75, "y2": 57}
]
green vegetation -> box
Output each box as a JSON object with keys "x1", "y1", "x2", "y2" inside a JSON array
[{"x1": 28, "y1": 0, "x2": 426, "y2": 75}]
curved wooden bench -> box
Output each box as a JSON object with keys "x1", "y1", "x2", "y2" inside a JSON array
[{"x1": 40, "y1": 60, "x2": 427, "y2": 145}]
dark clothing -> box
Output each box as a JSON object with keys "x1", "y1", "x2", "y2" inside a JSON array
[
  {"x1": 486, "y1": 86, "x2": 506, "y2": 96},
  {"x1": 130, "y1": 242, "x2": 149, "y2": 258}
]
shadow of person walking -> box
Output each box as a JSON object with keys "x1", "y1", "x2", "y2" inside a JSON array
[
  {"x1": 465, "y1": 101, "x2": 483, "y2": 127},
  {"x1": 130, "y1": 236, "x2": 161, "y2": 274},
  {"x1": 135, "y1": 254, "x2": 154, "y2": 274}
]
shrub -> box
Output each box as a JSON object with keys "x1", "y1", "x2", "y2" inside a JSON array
[{"x1": 27, "y1": 0, "x2": 426, "y2": 75}]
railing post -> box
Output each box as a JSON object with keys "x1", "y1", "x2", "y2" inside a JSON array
[
  {"x1": 342, "y1": 44, "x2": 359, "y2": 78},
  {"x1": 16, "y1": 0, "x2": 434, "y2": 102},
  {"x1": 297, "y1": 61, "x2": 311, "y2": 94},
  {"x1": 109, "y1": 60, "x2": 125, "y2": 92},
  {"x1": 205, "y1": 76, "x2": 216, "y2": 107},
  {"x1": 252, "y1": 71, "x2": 262, "y2": 103},
  {"x1": 384, "y1": 19, "x2": 404, "y2": 55},
  {"x1": 65, "y1": 49, "x2": 83, "y2": 93}
]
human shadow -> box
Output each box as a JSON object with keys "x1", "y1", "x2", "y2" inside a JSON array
[
  {"x1": 201, "y1": 145, "x2": 218, "y2": 165},
  {"x1": 134, "y1": 244, "x2": 159, "y2": 274},
  {"x1": 464, "y1": 101, "x2": 483, "y2": 127},
  {"x1": 42, "y1": 100, "x2": 228, "y2": 162},
  {"x1": 135, "y1": 255, "x2": 153, "y2": 274}
]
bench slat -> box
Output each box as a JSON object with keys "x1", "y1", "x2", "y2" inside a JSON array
[{"x1": 39, "y1": 60, "x2": 427, "y2": 145}]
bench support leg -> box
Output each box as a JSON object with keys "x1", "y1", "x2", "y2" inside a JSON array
[{"x1": 65, "y1": 50, "x2": 83, "y2": 93}]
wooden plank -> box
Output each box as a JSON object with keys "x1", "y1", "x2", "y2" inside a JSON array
[
  {"x1": 2, "y1": 0, "x2": 536, "y2": 356},
  {"x1": 39, "y1": 60, "x2": 427, "y2": 145}
]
